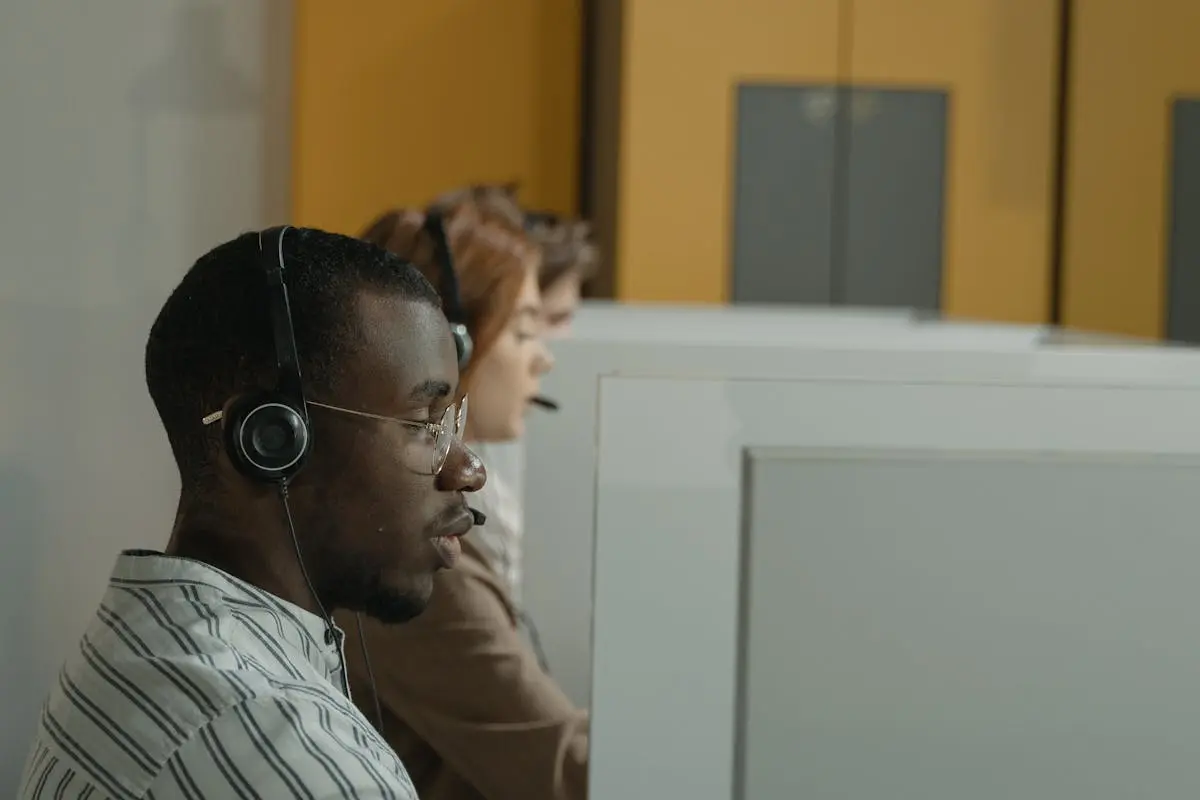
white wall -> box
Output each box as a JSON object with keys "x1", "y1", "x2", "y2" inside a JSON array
[{"x1": 0, "y1": 1, "x2": 293, "y2": 789}]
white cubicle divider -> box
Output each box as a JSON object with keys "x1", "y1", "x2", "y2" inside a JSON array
[
  {"x1": 588, "y1": 342, "x2": 1200, "y2": 800},
  {"x1": 493, "y1": 303, "x2": 919, "y2": 531},
  {"x1": 521, "y1": 301, "x2": 1078, "y2": 707}
]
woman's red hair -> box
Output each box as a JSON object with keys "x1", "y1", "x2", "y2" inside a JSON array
[{"x1": 359, "y1": 189, "x2": 538, "y2": 392}]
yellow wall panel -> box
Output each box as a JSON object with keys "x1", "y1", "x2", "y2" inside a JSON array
[
  {"x1": 1060, "y1": 0, "x2": 1200, "y2": 338},
  {"x1": 615, "y1": 1, "x2": 840, "y2": 303},
  {"x1": 292, "y1": 0, "x2": 581, "y2": 236},
  {"x1": 850, "y1": 0, "x2": 1061, "y2": 323}
]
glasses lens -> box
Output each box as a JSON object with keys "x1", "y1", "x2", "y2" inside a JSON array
[{"x1": 432, "y1": 397, "x2": 467, "y2": 475}]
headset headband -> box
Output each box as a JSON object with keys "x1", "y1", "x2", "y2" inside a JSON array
[
  {"x1": 258, "y1": 226, "x2": 308, "y2": 418},
  {"x1": 422, "y1": 211, "x2": 468, "y2": 327}
]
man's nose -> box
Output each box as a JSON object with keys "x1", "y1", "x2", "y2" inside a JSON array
[{"x1": 437, "y1": 439, "x2": 486, "y2": 493}]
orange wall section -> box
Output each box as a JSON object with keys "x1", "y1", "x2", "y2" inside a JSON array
[
  {"x1": 1059, "y1": 0, "x2": 1200, "y2": 339},
  {"x1": 291, "y1": 1, "x2": 582, "y2": 237},
  {"x1": 613, "y1": 0, "x2": 1059, "y2": 320},
  {"x1": 614, "y1": 0, "x2": 841, "y2": 304},
  {"x1": 849, "y1": 0, "x2": 1061, "y2": 324}
]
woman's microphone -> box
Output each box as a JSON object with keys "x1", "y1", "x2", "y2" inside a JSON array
[{"x1": 530, "y1": 395, "x2": 559, "y2": 412}]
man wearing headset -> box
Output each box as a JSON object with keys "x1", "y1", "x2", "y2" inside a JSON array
[{"x1": 17, "y1": 228, "x2": 485, "y2": 799}]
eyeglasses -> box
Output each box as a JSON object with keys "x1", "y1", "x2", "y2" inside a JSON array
[
  {"x1": 309, "y1": 397, "x2": 468, "y2": 476},
  {"x1": 203, "y1": 396, "x2": 468, "y2": 476}
]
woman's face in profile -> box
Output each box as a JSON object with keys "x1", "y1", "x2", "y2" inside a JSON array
[
  {"x1": 540, "y1": 271, "x2": 582, "y2": 339},
  {"x1": 463, "y1": 268, "x2": 554, "y2": 442}
]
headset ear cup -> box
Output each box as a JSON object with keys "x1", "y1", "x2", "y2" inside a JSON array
[
  {"x1": 222, "y1": 393, "x2": 259, "y2": 477},
  {"x1": 450, "y1": 323, "x2": 473, "y2": 370},
  {"x1": 451, "y1": 321, "x2": 472, "y2": 371},
  {"x1": 222, "y1": 392, "x2": 311, "y2": 482}
]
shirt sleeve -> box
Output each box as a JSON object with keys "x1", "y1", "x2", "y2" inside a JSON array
[
  {"x1": 148, "y1": 693, "x2": 418, "y2": 800},
  {"x1": 356, "y1": 551, "x2": 590, "y2": 800}
]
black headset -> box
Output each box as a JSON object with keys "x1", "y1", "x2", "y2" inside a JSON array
[
  {"x1": 223, "y1": 226, "x2": 313, "y2": 484},
  {"x1": 422, "y1": 210, "x2": 473, "y2": 370}
]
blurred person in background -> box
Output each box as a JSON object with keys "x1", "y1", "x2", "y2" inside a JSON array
[
  {"x1": 345, "y1": 188, "x2": 589, "y2": 800},
  {"x1": 434, "y1": 184, "x2": 598, "y2": 339},
  {"x1": 430, "y1": 184, "x2": 599, "y2": 603},
  {"x1": 523, "y1": 208, "x2": 598, "y2": 338}
]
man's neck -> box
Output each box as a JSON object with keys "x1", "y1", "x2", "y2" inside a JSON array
[{"x1": 166, "y1": 496, "x2": 323, "y2": 617}]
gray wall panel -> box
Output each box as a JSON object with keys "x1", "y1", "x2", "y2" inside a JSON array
[
  {"x1": 731, "y1": 84, "x2": 838, "y2": 304},
  {"x1": 843, "y1": 88, "x2": 947, "y2": 312},
  {"x1": 731, "y1": 84, "x2": 948, "y2": 312},
  {"x1": 1166, "y1": 98, "x2": 1200, "y2": 343}
]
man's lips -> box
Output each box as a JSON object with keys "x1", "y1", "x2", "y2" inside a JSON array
[
  {"x1": 435, "y1": 508, "x2": 476, "y2": 540},
  {"x1": 432, "y1": 534, "x2": 462, "y2": 569},
  {"x1": 431, "y1": 508, "x2": 475, "y2": 569}
]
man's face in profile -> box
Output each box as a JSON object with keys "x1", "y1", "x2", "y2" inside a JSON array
[{"x1": 293, "y1": 293, "x2": 484, "y2": 623}]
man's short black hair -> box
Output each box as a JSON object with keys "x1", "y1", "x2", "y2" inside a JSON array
[{"x1": 145, "y1": 227, "x2": 441, "y2": 485}]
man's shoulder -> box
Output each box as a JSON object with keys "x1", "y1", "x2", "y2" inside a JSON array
[
  {"x1": 22, "y1": 689, "x2": 415, "y2": 800},
  {"x1": 24, "y1": 576, "x2": 382, "y2": 798},
  {"x1": 156, "y1": 688, "x2": 416, "y2": 798},
  {"x1": 67, "y1": 571, "x2": 336, "y2": 721}
]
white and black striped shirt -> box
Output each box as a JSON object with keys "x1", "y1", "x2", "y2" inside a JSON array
[{"x1": 17, "y1": 550, "x2": 417, "y2": 799}]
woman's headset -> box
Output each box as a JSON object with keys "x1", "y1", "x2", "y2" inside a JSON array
[
  {"x1": 222, "y1": 226, "x2": 313, "y2": 484},
  {"x1": 421, "y1": 207, "x2": 560, "y2": 412},
  {"x1": 422, "y1": 210, "x2": 473, "y2": 370}
]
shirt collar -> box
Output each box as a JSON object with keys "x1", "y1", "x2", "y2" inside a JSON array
[{"x1": 112, "y1": 549, "x2": 346, "y2": 680}]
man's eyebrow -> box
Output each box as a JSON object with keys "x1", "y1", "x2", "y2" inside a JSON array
[{"x1": 408, "y1": 379, "x2": 452, "y2": 401}]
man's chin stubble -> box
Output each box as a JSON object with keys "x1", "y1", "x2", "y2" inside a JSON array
[
  {"x1": 361, "y1": 590, "x2": 428, "y2": 625},
  {"x1": 325, "y1": 553, "x2": 432, "y2": 624},
  {"x1": 358, "y1": 571, "x2": 433, "y2": 623}
]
